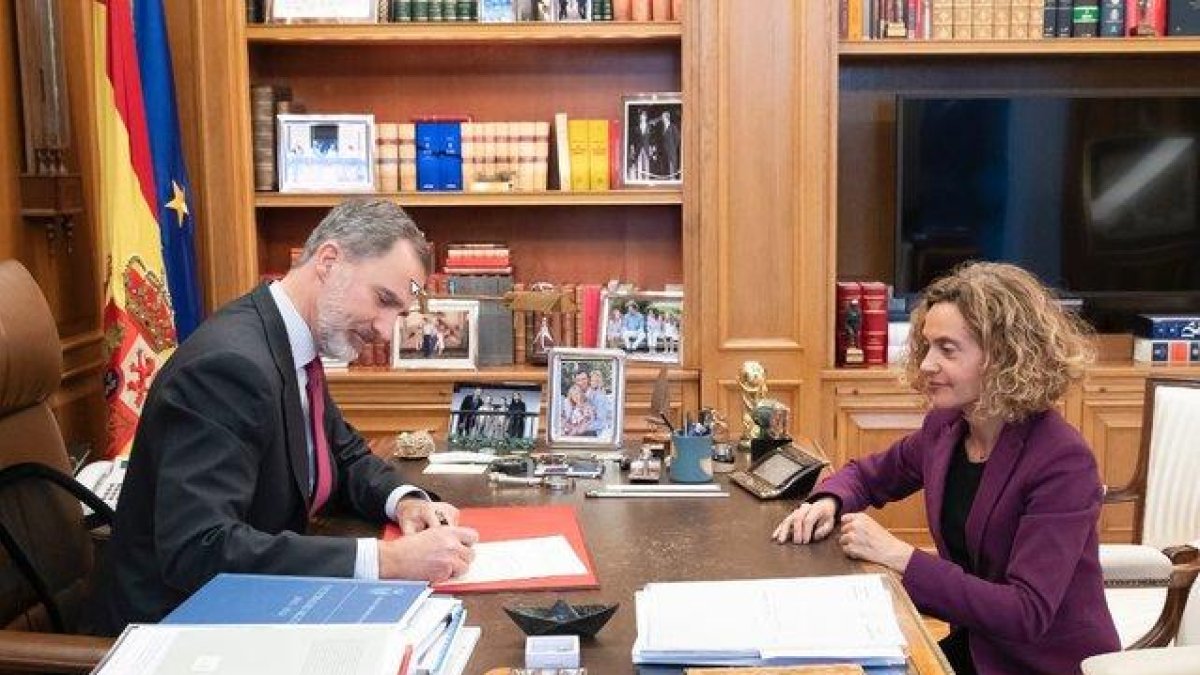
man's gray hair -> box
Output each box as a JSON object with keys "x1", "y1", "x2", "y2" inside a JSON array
[{"x1": 296, "y1": 199, "x2": 430, "y2": 272}]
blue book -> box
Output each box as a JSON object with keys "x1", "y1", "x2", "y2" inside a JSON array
[
  {"x1": 1133, "y1": 315, "x2": 1200, "y2": 340},
  {"x1": 163, "y1": 574, "x2": 430, "y2": 626}
]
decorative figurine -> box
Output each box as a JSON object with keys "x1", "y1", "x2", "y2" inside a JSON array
[
  {"x1": 529, "y1": 314, "x2": 556, "y2": 365},
  {"x1": 737, "y1": 361, "x2": 769, "y2": 451},
  {"x1": 843, "y1": 298, "x2": 865, "y2": 366},
  {"x1": 749, "y1": 398, "x2": 792, "y2": 464},
  {"x1": 390, "y1": 429, "x2": 435, "y2": 460},
  {"x1": 504, "y1": 599, "x2": 619, "y2": 637}
]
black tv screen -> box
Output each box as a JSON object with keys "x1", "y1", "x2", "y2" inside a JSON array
[{"x1": 896, "y1": 95, "x2": 1200, "y2": 331}]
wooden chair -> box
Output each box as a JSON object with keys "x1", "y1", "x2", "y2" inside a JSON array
[
  {"x1": 1101, "y1": 377, "x2": 1200, "y2": 649},
  {"x1": 1084, "y1": 566, "x2": 1200, "y2": 674},
  {"x1": 0, "y1": 260, "x2": 114, "y2": 672}
]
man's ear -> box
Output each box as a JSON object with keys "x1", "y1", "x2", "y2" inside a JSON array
[{"x1": 313, "y1": 241, "x2": 342, "y2": 281}]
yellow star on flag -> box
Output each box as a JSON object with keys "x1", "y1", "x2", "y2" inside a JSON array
[{"x1": 165, "y1": 180, "x2": 189, "y2": 227}]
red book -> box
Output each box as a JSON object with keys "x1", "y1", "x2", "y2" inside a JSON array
[
  {"x1": 835, "y1": 281, "x2": 863, "y2": 367},
  {"x1": 580, "y1": 284, "x2": 603, "y2": 347},
  {"x1": 1126, "y1": 0, "x2": 1166, "y2": 35},
  {"x1": 860, "y1": 280, "x2": 889, "y2": 366}
]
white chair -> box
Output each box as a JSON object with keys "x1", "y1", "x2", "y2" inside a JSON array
[
  {"x1": 1084, "y1": 565, "x2": 1200, "y2": 674},
  {"x1": 1101, "y1": 377, "x2": 1200, "y2": 649}
]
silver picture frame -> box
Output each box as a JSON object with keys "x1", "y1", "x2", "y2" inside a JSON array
[
  {"x1": 392, "y1": 298, "x2": 480, "y2": 370},
  {"x1": 547, "y1": 348, "x2": 625, "y2": 449},
  {"x1": 277, "y1": 114, "x2": 375, "y2": 193}
]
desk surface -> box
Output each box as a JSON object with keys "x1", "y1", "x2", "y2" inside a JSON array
[{"x1": 318, "y1": 441, "x2": 952, "y2": 674}]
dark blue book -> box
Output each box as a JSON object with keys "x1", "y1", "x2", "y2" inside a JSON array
[
  {"x1": 163, "y1": 574, "x2": 430, "y2": 625},
  {"x1": 1133, "y1": 315, "x2": 1200, "y2": 340}
]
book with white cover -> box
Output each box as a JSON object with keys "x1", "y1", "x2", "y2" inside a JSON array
[{"x1": 93, "y1": 623, "x2": 411, "y2": 675}]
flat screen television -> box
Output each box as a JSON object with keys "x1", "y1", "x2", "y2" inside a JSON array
[{"x1": 895, "y1": 95, "x2": 1200, "y2": 331}]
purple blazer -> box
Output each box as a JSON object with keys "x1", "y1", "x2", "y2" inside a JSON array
[{"x1": 817, "y1": 407, "x2": 1119, "y2": 675}]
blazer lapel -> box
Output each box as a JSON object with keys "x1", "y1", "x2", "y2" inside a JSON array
[
  {"x1": 925, "y1": 415, "x2": 967, "y2": 556},
  {"x1": 965, "y1": 414, "x2": 1037, "y2": 566},
  {"x1": 250, "y1": 284, "x2": 311, "y2": 508}
]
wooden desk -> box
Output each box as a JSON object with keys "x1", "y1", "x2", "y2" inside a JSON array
[{"x1": 319, "y1": 443, "x2": 952, "y2": 674}]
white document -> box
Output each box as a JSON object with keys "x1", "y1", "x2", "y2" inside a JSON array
[
  {"x1": 423, "y1": 463, "x2": 489, "y2": 475},
  {"x1": 94, "y1": 623, "x2": 410, "y2": 675},
  {"x1": 438, "y1": 535, "x2": 587, "y2": 587},
  {"x1": 633, "y1": 574, "x2": 907, "y2": 666},
  {"x1": 425, "y1": 451, "x2": 496, "y2": 465}
]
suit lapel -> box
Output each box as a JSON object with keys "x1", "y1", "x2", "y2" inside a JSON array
[
  {"x1": 965, "y1": 414, "x2": 1037, "y2": 565},
  {"x1": 925, "y1": 415, "x2": 967, "y2": 555},
  {"x1": 250, "y1": 284, "x2": 311, "y2": 508}
]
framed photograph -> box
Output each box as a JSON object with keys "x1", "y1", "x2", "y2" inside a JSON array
[
  {"x1": 449, "y1": 382, "x2": 543, "y2": 448},
  {"x1": 623, "y1": 92, "x2": 682, "y2": 187},
  {"x1": 480, "y1": 0, "x2": 515, "y2": 22},
  {"x1": 552, "y1": 0, "x2": 593, "y2": 20},
  {"x1": 277, "y1": 114, "x2": 375, "y2": 193},
  {"x1": 268, "y1": 0, "x2": 379, "y2": 23},
  {"x1": 393, "y1": 298, "x2": 479, "y2": 369},
  {"x1": 547, "y1": 348, "x2": 625, "y2": 449},
  {"x1": 599, "y1": 290, "x2": 683, "y2": 364}
]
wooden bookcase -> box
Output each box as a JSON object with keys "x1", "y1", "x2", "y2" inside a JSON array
[
  {"x1": 824, "y1": 34, "x2": 1200, "y2": 544},
  {"x1": 173, "y1": 3, "x2": 703, "y2": 435}
]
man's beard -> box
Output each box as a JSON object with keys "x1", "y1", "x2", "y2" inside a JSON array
[{"x1": 315, "y1": 270, "x2": 365, "y2": 362}]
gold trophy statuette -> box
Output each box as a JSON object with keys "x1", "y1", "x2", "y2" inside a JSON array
[{"x1": 737, "y1": 361, "x2": 769, "y2": 451}]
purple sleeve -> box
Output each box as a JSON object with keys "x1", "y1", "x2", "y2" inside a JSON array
[
  {"x1": 901, "y1": 442, "x2": 1103, "y2": 642},
  {"x1": 815, "y1": 416, "x2": 935, "y2": 514}
]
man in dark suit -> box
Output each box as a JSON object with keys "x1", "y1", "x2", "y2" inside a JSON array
[
  {"x1": 506, "y1": 392, "x2": 527, "y2": 439},
  {"x1": 457, "y1": 387, "x2": 483, "y2": 435},
  {"x1": 86, "y1": 200, "x2": 478, "y2": 636},
  {"x1": 655, "y1": 110, "x2": 681, "y2": 180}
]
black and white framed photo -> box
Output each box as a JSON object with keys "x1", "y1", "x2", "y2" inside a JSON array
[
  {"x1": 393, "y1": 298, "x2": 479, "y2": 369},
  {"x1": 268, "y1": 0, "x2": 379, "y2": 23},
  {"x1": 547, "y1": 348, "x2": 625, "y2": 449},
  {"x1": 623, "y1": 92, "x2": 682, "y2": 186},
  {"x1": 277, "y1": 114, "x2": 375, "y2": 192},
  {"x1": 553, "y1": 0, "x2": 592, "y2": 20},
  {"x1": 449, "y1": 382, "x2": 543, "y2": 448},
  {"x1": 599, "y1": 290, "x2": 683, "y2": 364}
]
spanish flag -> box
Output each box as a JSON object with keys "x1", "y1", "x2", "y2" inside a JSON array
[{"x1": 94, "y1": 0, "x2": 202, "y2": 458}]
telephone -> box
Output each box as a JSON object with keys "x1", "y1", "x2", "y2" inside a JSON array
[
  {"x1": 75, "y1": 458, "x2": 128, "y2": 515},
  {"x1": 730, "y1": 439, "x2": 828, "y2": 500}
]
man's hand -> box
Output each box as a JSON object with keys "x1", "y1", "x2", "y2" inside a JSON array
[
  {"x1": 772, "y1": 497, "x2": 838, "y2": 544},
  {"x1": 837, "y1": 512, "x2": 914, "y2": 573},
  {"x1": 378, "y1": 526, "x2": 478, "y2": 583},
  {"x1": 396, "y1": 499, "x2": 460, "y2": 535}
]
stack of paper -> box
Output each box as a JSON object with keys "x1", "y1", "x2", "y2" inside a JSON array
[{"x1": 633, "y1": 574, "x2": 907, "y2": 669}]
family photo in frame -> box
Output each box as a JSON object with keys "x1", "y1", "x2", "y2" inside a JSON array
[
  {"x1": 623, "y1": 93, "x2": 682, "y2": 187},
  {"x1": 277, "y1": 114, "x2": 375, "y2": 193},
  {"x1": 547, "y1": 348, "x2": 625, "y2": 449},
  {"x1": 599, "y1": 290, "x2": 683, "y2": 364},
  {"x1": 392, "y1": 298, "x2": 479, "y2": 369},
  {"x1": 448, "y1": 382, "x2": 543, "y2": 447}
]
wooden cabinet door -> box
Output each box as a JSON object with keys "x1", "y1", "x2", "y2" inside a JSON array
[
  {"x1": 1078, "y1": 376, "x2": 1146, "y2": 544},
  {"x1": 826, "y1": 379, "x2": 931, "y2": 546}
]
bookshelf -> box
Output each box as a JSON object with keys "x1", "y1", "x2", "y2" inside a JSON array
[
  {"x1": 828, "y1": 21, "x2": 1200, "y2": 545},
  {"x1": 176, "y1": 2, "x2": 697, "y2": 436}
]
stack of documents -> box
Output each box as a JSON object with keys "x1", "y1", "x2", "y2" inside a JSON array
[
  {"x1": 632, "y1": 574, "x2": 907, "y2": 669},
  {"x1": 94, "y1": 574, "x2": 480, "y2": 675}
]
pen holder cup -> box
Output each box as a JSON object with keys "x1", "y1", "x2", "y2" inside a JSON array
[{"x1": 669, "y1": 433, "x2": 713, "y2": 483}]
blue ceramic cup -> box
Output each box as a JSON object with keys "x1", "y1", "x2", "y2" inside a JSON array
[{"x1": 670, "y1": 433, "x2": 714, "y2": 483}]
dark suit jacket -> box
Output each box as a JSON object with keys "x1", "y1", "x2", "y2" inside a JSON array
[
  {"x1": 86, "y1": 285, "x2": 404, "y2": 636},
  {"x1": 817, "y1": 407, "x2": 1119, "y2": 675}
]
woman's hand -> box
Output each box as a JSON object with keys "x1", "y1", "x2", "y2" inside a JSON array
[
  {"x1": 837, "y1": 512, "x2": 914, "y2": 573},
  {"x1": 772, "y1": 497, "x2": 838, "y2": 544}
]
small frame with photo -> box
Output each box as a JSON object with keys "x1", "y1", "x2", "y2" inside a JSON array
[
  {"x1": 623, "y1": 92, "x2": 682, "y2": 187},
  {"x1": 393, "y1": 298, "x2": 479, "y2": 369},
  {"x1": 268, "y1": 0, "x2": 379, "y2": 23},
  {"x1": 547, "y1": 348, "x2": 625, "y2": 449},
  {"x1": 480, "y1": 0, "x2": 515, "y2": 22},
  {"x1": 599, "y1": 290, "x2": 683, "y2": 364},
  {"x1": 448, "y1": 382, "x2": 543, "y2": 451},
  {"x1": 277, "y1": 114, "x2": 375, "y2": 192},
  {"x1": 552, "y1": 0, "x2": 592, "y2": 20}
]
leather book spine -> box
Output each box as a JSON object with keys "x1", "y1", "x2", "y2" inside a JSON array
[
  {"x1": 860, "y1": 281, "x2": 889, "y2": 366},
  {"x1": 835, "y1": 281, "x2": 862, "y2": 367}
]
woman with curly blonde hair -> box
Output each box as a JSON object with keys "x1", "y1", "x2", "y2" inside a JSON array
[{"x1": 772, "y1": 262, "x2": 1118, "y2": 675}]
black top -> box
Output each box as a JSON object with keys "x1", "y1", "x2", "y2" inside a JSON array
[{"x1": 941, "y1": 437, "x2": 986, "y2": 573}]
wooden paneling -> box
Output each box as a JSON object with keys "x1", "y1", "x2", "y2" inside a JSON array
[
  {"x1": 1078, "y1": 376, "x2": 1147, "y2": 543},
  {"x1": 0, "y1": 4, "x2": 22, "y2": 258},
  {"x1": 693, "y1": 0, "x2": 835, "y2": 439}
]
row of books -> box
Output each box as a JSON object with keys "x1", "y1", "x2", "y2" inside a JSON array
[
  {"x1": 96, "y1": 574, "x2": 476, "y2": 675},
  {"x1": 1132, "y1": 315, "x2": 1200, "y2": 364},
  {"x1": 839, "y1": 0, "x2": 1197, "y2": 40},
  {"x1": 247, "y1": 0, "x2": 681, "y2": 24},
  {"x1": 443, "y1": 242, "x2": 512, "y2": 275}
]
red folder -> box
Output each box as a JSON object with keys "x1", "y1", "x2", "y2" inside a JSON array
[{"x1": 382, "y1": 505, "x2": 599, "y2": 593}]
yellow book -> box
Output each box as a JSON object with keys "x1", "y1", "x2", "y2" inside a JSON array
[
  {"x1": 568, "y1": 119, "x2": 591, "y2": 192},
  {"x1": 587, "y1": 119, "x2": 610, "y2": 192}
]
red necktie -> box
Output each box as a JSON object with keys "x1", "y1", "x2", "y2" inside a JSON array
[{"x1": 305, "y1": 358, "x2": 332, "y2": 516}]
